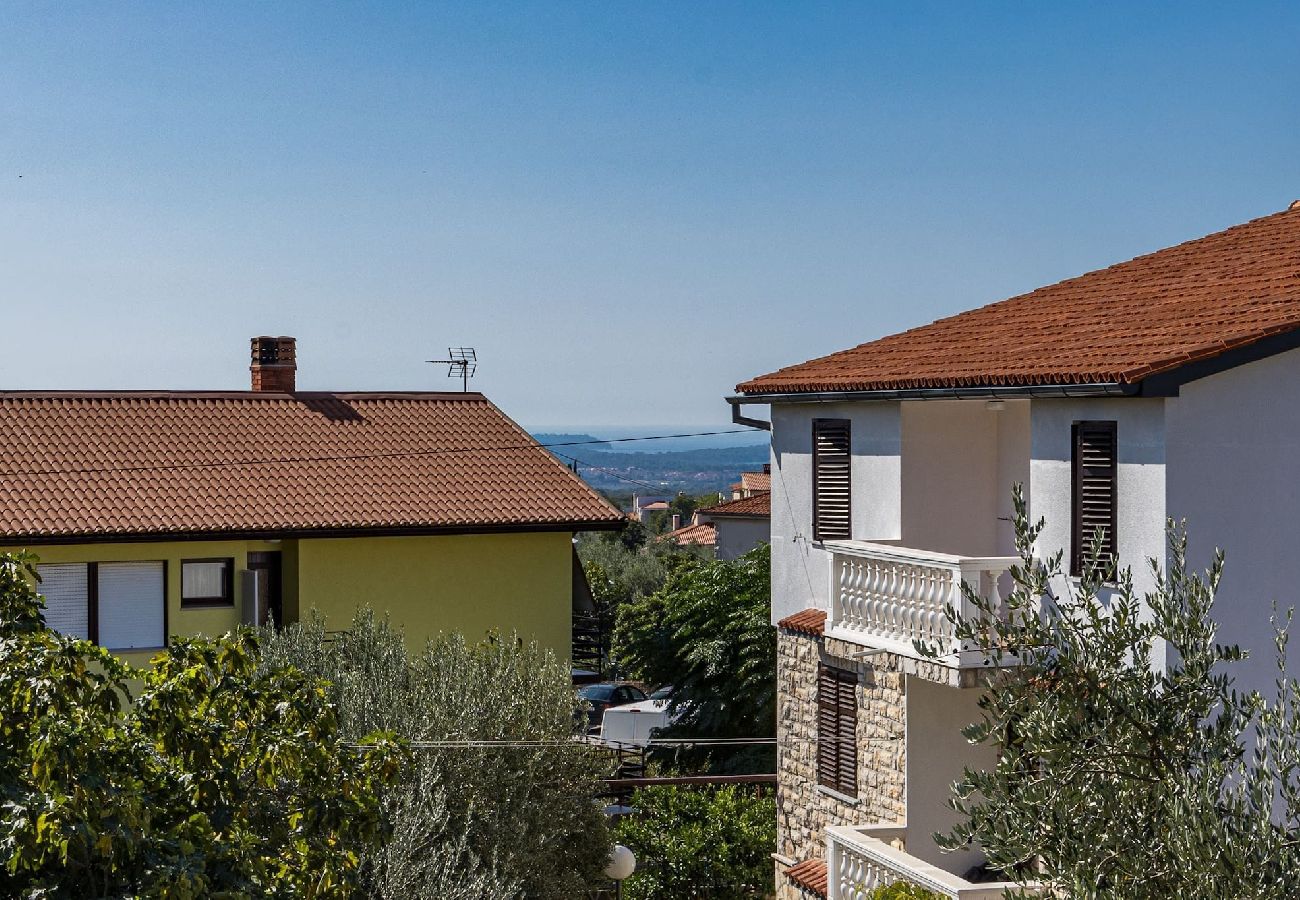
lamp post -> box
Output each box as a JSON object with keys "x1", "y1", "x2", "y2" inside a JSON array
[{"x1": 604, "y1": 844, "x2": 636, "y2": 900}]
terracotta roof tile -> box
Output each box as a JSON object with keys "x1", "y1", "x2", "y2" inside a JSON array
[
  {"x1": 657, "y1": 521, "x2": 717, "y2": 547},
  {"x1": 739, "y1": 207, "x2": 1300, "y2": 394},
  {"x1": 701, "y1": 492, "x2": 770, "y2": 518},
  {"x1": 0, "y1": 391, "x2": 622, "y2": 540},
  {"x1": 777, "y1": 608, "x2": 826, "y2": 636},
  {"x1": 740, "y1": 471, "x2": 771, "y2": 493},
  {"x1": 785, "y1": 858, "x2": 827, "y2": 897}
]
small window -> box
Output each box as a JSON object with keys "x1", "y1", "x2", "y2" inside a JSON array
[
  {"x1": 1071, "y1": 421, "x2": 1118, "y2": 578},
  {"x1": 181, "y1": 558, "x2": 234, "y2": 607},
  {"x1": 817, "y1": 663, "x2": 858, "y2": 797},
  {"x1": 813, "y1": 419, "x2": 852, "y2": 541}
]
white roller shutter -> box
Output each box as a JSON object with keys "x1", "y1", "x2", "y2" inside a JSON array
[
  {"x1": 36, "y1": 564, "x2": 90, "y2": 640},
  {"x1": 98, "y1": 562, "x2": 165, "y2": 650}
]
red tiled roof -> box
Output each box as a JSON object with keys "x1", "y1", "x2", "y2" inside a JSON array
[
  {"x1": 0, "y1": 391, "x2": 623, "y2": 540},
  {"x1": 785, "y1": 858, "x2": 827, "y2": 897},
  {"x1": 701, "y1": 492, "x2": 770, "y2": 518},
  {"x1": 777, "y1": 608, "x2": 826, "y2": 636},
  {"x1": 657, "y1": 521, "x2": 717, "y2": 547},
  {"x1": 740, "y1": 471, "x2": 771, "y2": 493},
  {"x1": 739, "y1": 207, "x2": 1300, "y2": 394}
]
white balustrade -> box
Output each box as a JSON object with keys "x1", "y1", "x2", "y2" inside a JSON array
[
  {"x1": 825, "y1": 542, "x2": 1018, "y2": 666},
  {"x1": 826, "y1": 824, "x2": 1031, "y2": 900}
]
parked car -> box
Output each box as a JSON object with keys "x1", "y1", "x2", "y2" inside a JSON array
[
  {"x1": 577, "y1": 681, "x2": 648, "y2": 731},
  {"x1": 599, "y1": 688, "x2": 677, "y2": 748}
]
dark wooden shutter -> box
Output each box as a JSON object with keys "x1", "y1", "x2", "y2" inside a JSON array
[
  {"x1": 817, "y1": 664, "x2": 858, "y2": 797},
  {"x1": 1072, "y1": 421, "x2": 1118, "y2": 578},
  {"x1": 813, "y1": 419, "x2": 851, "y2": 541}
]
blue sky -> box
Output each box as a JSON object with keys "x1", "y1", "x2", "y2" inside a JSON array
[{"x1": 2, "y1": 2, "x2": 1297, "y2": 429}]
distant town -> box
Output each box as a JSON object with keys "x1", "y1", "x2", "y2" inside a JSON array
[{"x1": 533, "y1": 431, "x2": 770, "y2": 500}]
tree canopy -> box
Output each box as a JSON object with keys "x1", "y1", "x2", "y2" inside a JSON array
[
  {"x1": 0, "y1": 551, "x2": 399, "y2": 899},
  {"x1": 614, "y1": 543, "x2": 774, "y2": 771}
]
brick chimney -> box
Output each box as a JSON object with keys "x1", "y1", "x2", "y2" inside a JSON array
[{"x1": 250, "y1": 336, "x2": 297, "y2": 392}]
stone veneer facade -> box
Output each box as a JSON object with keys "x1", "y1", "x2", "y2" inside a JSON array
[{"x1": 775, "y1": 623, "x2": 971, "y2": 899}]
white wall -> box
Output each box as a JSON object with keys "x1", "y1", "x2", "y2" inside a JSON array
[
  {"x1": 905, "y1": 677, "x2": 998, "y2": 874},
  {"x1": 1030, "y1": 398, "x2": 1167, "y2": 596},
  {"x1": 900, "y1": 400, "x2": 1028, "y2": 558},
  {"x1": 1166, "y1": 347, "x2": 1300, "y2": 688},
  {"x1": 711, "y1": 516, "x2": 770, "y2": 561},
  {"x1": 769, "y1": 402, "x2": 902, "y2": 624}
]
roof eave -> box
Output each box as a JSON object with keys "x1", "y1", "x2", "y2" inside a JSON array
[
  {"x1": 2, "y1": 517, "x2": 626, "y2": 546},
  {"x1": 730, "y1": 381, "x2": 1141, "y2": 405}
]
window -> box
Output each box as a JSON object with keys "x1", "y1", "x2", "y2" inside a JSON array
[
  {"x1": 181, "y1": 558, "x2": 234, "y2": 607},
  {"x1": 1072, "y1": 420, "x2": 1118, "y2": 578},
  {"x1": 35, "y1": 561, "x2": 166, "y2": 650},
  {"x1": 813, "y1": 418, "x2": 851, "y2": 541},
  {"x1": 37, "y1": 563, "x2": 91, "y2": 641},
  {"x1": 817, "y1": 663, "x2": 858, "y2": 797}
]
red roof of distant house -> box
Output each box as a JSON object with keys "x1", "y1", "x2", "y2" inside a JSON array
[
  {"x1": 641, "y1": 501, "x2": 670, "y2": 511},
  {"x1": 0, "y1": 391, "x2": 622, "y2": 541},
  {"x1": 701, "y1": 492, "x2": 770, "y2": 518},
  {"x1": 777, "y1": 608, "x2": 826, "y2": 636},
  {"x1": 658, "y1": 521, "x2": 717, "y2": 547},
  {"x1": 739, "y1": 207, "x2": 1300, "y2": 394},
  {"x1": 740, "y1": 471, "x2": 771, "y2": 493},
  {"x1": 784, "y1": 858, "x2": 827, "y2": 897}
]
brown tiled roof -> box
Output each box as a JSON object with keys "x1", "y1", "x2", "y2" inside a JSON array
[
  {"x1": 0, "y1": 391, "x2": 623, "y2": 541},
  {"x1": 701, "y1": 492, "x2": 770, "y2": 518},
  {"x1": 739, "y1": 207, "x2": 1300, "y2": 394},
  {"x1": 657, "y1": 521, "x2": 717, "y2": 547},
  {"x1": 740, "y1": 471, "x2": 771, "y2": 493},
  {"x1": 777, "y1": 608, "x2": 826, "y2": 636},
  {"x1": 785, "y1": 858, "x2": 827, "y2": 897}
]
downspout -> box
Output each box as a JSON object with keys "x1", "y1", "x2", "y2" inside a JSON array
[{"x1": 727, "y1": 396, "x2": 771, "y2": 431}]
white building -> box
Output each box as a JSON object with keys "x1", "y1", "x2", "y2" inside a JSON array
[
  {"x1": 659, "y1": 489, "x2": 771, "y2": 561},
  {"x1": 728, "y1": 203, "x2": 1300, "y2": 899}
]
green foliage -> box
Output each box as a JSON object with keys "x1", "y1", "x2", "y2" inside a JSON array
[
  {"x1": 868, "y1": 883, "x2": 943, "y2": 900},
  {"x1": 258, "y1": 610, "x2": 611, "y2": 900},
  {"x1": 938, "y1": 486, "x2": 1300, "y2": 898},
  {"x1": 0, "y1": 551, "x2": 399, "y2": 899},
  {"x1": 614, "y1": 544, "x2": 775, "y2": 772},
  {"x1": 614, "y1": 785, "x2": 775, "y2": 900}
]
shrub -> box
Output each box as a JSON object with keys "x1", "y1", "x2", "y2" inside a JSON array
[{"x1": 614, "y1": 785, "x2": 775, "y2": 899}]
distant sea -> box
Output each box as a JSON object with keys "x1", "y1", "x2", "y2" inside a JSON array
[{"x1": 531, "y1": 424, "x2": 769, "y2": 454}]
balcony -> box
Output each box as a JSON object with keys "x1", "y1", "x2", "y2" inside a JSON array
[
  {"x1": 824, "y1": 541, "x2": 1018, "y2": 668},
  {"x1": 826, "y1": 824, "x2": 1029, "y2": 900}
]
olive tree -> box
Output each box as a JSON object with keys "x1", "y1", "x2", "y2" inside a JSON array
[
  {"x1": 258, "y1": 610, "x2": 612, "y2": 900},
  {"x1": 937, "y1": 488, "x2": 1300, "y2": 898}
]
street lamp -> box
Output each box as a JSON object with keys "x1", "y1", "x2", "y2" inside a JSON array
[{"x1": 604, "y1": 844, "x2": 636, "y2": 899}]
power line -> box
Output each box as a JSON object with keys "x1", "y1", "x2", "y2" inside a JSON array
[
  {"x1": 343, "y1": 737, "x2": 777, "y2": 751},
  {"x1": 0, "y1": 428, "x2": 762, "y2": 481}
]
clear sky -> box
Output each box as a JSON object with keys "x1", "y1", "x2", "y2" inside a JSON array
[{"x1": 2, "y1": 3, "x2": 1298, "y2": 430}]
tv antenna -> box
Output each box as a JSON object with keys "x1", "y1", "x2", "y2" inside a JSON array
[{"x1": 427, "y1": 347, "x2": 477, "y2": 391}]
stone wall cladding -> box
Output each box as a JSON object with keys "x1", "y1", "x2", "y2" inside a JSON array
[{"x1": 775, "y1": 628, "x2": 910, "y2": 898}]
